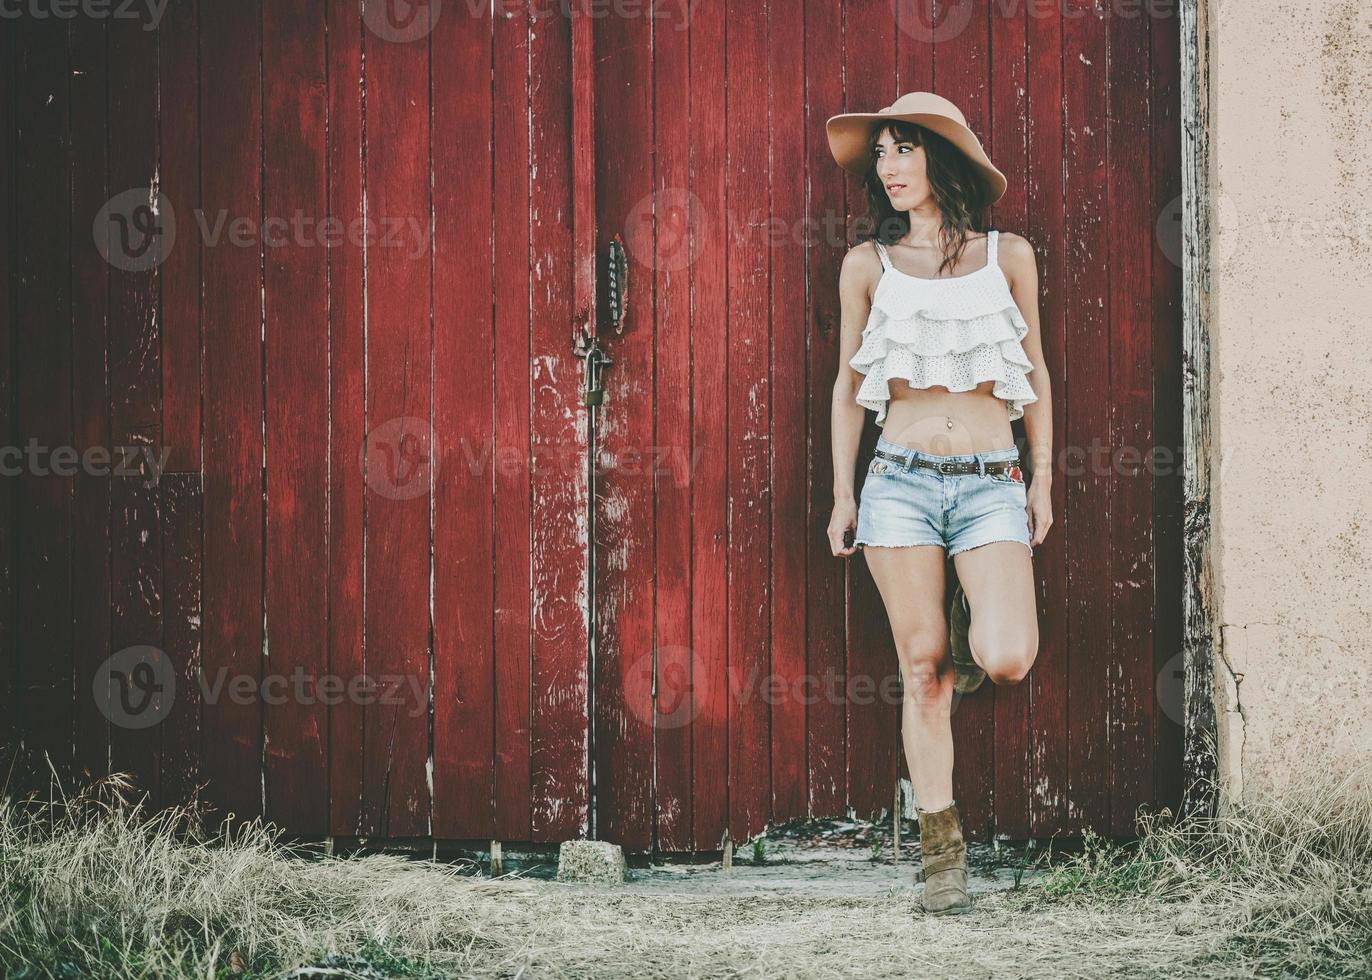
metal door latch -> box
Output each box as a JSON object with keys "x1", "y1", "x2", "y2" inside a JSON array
[{"x1": 573, "y1": 322, "x2": 613, "y2": 406}]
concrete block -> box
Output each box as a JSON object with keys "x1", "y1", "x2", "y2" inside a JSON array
[{"x1": 556, "y1": 839, "x2": 627, "y2": 883}]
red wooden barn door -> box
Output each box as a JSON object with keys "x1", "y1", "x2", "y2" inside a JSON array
[
  {"x1": 301, "y1": 0, "x2": 588, "y2": 845},
  {"x1": 163, "y1": 0, "x2": 591, "y2": 845},
  {"x1": 3, "y1": 1, "x2": 594, "y2": 847},
  {"x1": 587, "y1": 0, "x2": 1185, "y2": 849}
]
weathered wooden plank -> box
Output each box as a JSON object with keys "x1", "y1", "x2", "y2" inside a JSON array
[
  {"x1": 15, "y1": 16, "x2": 75, "y2": 790},
  {"x1": 768, "y1": 0, "x2": 808, "y2": 828},
  {"x1": 108, "y1": 1, "x2": 163, "y2": 809},
  {"x1": 1153, "y1": 0, "x2": 1187, "y2": 817},
  {"x1": 804, "y1": 0, "x2": 848, "y2": 825},
  {"x1": 362, "y1": 3, "x2": 434, "y2": 839},
  {"x1": 1178, "y1": 0, "x2": 1218, "y2": 818},
  {"x1": 109, "y1": 472, "x2": 162, "y2": 806},
  {"x1": 160, "y1": 0, "x2": 200, "y2": 476},
  {"x1": 1063, "y1": 0, "x2": 1112, "y2": 834},
  {"x1": 650, "y1": 0, "x2": 695, "y2": 853},
  {"x1": 1025, "y1": 0, "x2": 1071, "y2": 839},
  {"x1": 491, "y1": 2, "x2": 534, "y2": 844},
  {"x1": 201, "y1": 0, "x2": 265, "y2": 826},
  {"x1": 431, "y1": 0, "x2": 496, "y2": 842},
  {"x1": 1108, "y1": 0, "x2": 1156, "y2": 839},
  {"x1": 988, "y1": 0, "x2": 1034, "y2": 841},
  {"x1": 326, "y1": 0, "x2": 366, "y2": 838},
  {"x1": 725, "y1": 0, "x2": 772, "y2": 844},
  {"x1": 842, "y1": 0, "x2": 901, "y2": 815},
  {"x1": 160, "y1": 472, "x2": 203, "y2": 809},
  {"x1": 591, "y1": 0, "x2": 655, "y2": 852},
  {"x1": 153, "y1": 0, "x2": 199, "y2": 811},
  {"x1": 527, "y1": 1, "x2": 585, "y2": 845},
  {"x1": 688, "y1": 0, "x2": 730, "y2": 852},
  {"x1": 69, "y1": 14, "x2": 112, "y2": 789},
  {"x1": 568, "y1": 0, "x2": 597, "y2": 839},
  {"x1": 262, "y1": 0, "x2": 330, "y2": 835},
  {"x1": 0, "y1": 18, "x2": 15, "y2": 783}
]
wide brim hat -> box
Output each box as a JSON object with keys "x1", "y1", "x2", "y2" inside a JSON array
[{"x1": 825, "y1": 91, "x2": 1007, "y2": 205}]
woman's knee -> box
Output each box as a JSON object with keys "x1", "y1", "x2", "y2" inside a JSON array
[
  {"x1": 893, "y1": 630, "x2": 950, "y2": 699},
  {"x1": 971, "y1": 629, "x2": 1039, "y2": 685}
]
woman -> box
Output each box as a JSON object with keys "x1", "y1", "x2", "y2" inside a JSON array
[{"x1": 823, "y1": 92, "x2": 1054, "y2": 915}]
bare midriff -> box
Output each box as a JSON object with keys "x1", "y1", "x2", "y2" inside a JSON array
[{"x1": 879, "y1": 380, "x2": 1016, "y2": 456}]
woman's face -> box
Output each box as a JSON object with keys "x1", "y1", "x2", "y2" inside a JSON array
[{"x1": 873, "y1": 127, "x2": 927, "y2": 209}]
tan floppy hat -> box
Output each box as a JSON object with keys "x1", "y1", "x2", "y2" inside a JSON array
[{"x1": 825, "y1": 91, "x2": 1007, "y2": 205}]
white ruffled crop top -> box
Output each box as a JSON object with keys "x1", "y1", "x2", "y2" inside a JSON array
[{"x1": 849, "y1": 229, "x2": 1037, "y2": 427}]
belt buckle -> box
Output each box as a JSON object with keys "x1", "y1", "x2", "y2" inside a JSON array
[{"x1": 938, "y1": 461, "x2": 957, "y2": 474}]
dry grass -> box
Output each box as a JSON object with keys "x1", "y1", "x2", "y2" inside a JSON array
[{"x1": 1, "y1": 759, "x2": 1370, "y2": 979}]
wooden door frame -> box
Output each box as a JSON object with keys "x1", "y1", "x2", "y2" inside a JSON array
[{"x1": 1179, "y1": 0, "x2": 1220, "y2": 818}]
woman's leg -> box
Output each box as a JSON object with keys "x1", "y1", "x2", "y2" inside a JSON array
[
  {"x1": 862, "y1": 544, "x2": 954, "y2": 811},
  {"x1": 950, "y1": 540, "x2": 1038, "y2": 684}
]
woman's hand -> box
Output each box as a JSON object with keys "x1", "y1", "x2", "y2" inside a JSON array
[
  {"x1": 1027, "y1": 479, "x2": 1053, "y2": 547},
  {"x1": 828, "y1": 499, "x2": 859, "y2": 557}
]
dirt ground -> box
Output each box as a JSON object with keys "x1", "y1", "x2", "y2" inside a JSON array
[
  {"x1": 593, "y1": 816, "x2": 1048, "y2": 900},
  {"x1": 407, "y1": 817, "x2": 1251, "y2": 980}
]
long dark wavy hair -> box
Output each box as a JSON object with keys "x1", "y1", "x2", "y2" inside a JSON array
[{"x1": 853, "y1": 120, "x2": 993, "y2": 278}]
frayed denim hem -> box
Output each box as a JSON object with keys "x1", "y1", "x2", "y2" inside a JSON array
[
  {"x1": 854, "y1": 539, "x2": 945, "y2": 551},
  {"x1": 947, "y1": 537, "x2": 1033, "y2": 558}
]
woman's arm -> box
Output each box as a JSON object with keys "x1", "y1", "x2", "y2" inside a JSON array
[
  {"x1": 1000, "y1": 232, "x2": 1054, "y2": 546},
  {"x1": 831, "y1": 242, "x2": 879, "y2": 504}
]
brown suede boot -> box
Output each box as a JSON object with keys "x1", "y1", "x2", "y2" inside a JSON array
[{"x1": 915, "y1": 800, "x2": 973, "y2": 915}]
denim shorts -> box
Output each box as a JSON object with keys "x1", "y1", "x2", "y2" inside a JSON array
[{"x1": 854, "y1": 436, "x2": 1033, "y2": 557}]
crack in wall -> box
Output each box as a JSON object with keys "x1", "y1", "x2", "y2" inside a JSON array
[
  {"x1": 1215, "y1": 616, "x2": 1356, "y2": 805},
  {"x1": 1217, "y1": 622, "x2": 1248, "y2": 804}
]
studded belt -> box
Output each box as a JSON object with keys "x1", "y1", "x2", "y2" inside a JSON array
[{"x1": 872, "y1": 446, "x2": 1024, "y2": 480}]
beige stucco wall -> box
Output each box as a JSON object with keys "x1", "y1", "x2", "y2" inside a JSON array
[{"x1": 1210, "y1": 0, "x2": 1372, "y2": 804}]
